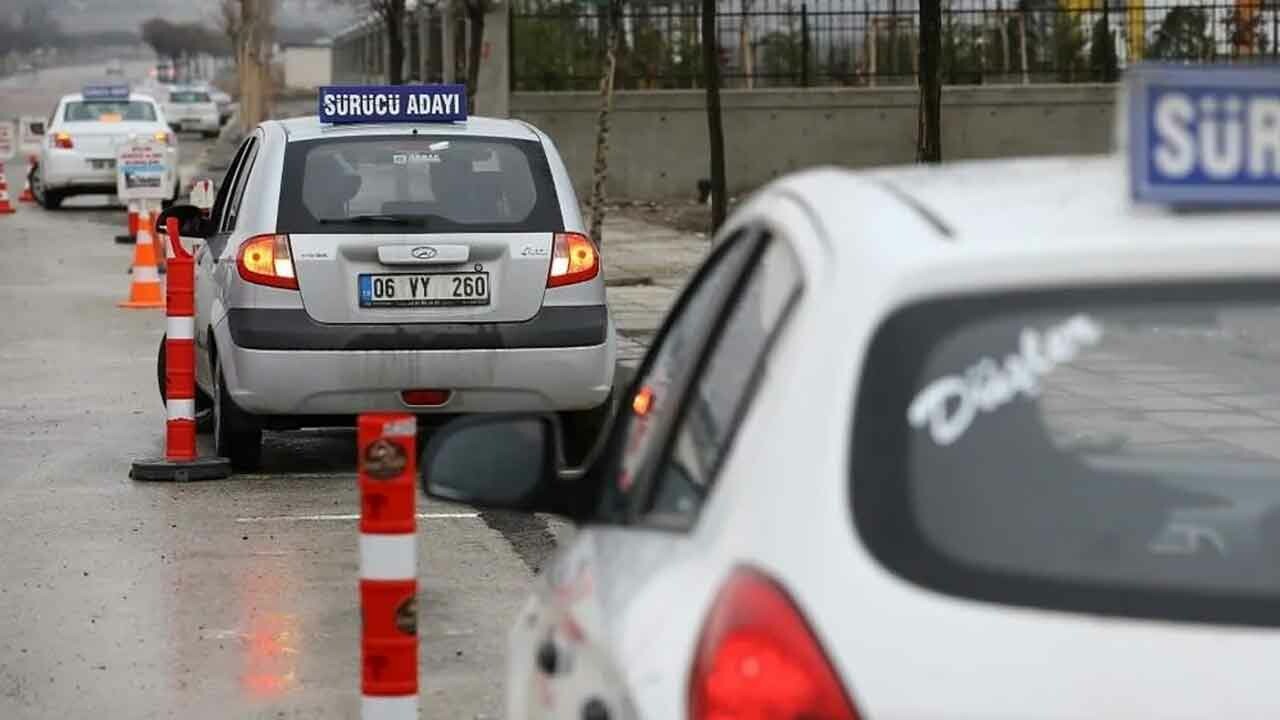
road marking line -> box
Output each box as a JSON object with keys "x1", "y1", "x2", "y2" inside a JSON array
[{"x1": 235, "y1": 512, "x2": 479, "y2": 523}]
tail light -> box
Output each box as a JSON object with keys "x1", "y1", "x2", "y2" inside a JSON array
[
  {"x1": 401, "y1": 389, "x2": 451, "y2": 406},
  {"x1": 237, "y1": 234, "x2": 298, "y2": 290},
  {"x1": 52, "y1": 132, "x2": 73, "y2": 149},
  {"x1": 154, "y1": 130, "x2": 174, "y2": 146},
  {"x1": 547, "y1": 232, "x2": 599, "y2": 288},
  {"x1": 689, "y1": 567, "x2": 860, "y2": 720}
]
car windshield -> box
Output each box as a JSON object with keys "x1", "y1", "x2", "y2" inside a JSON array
[
  {"x1": 854, "y1": 282, "x2": 1280, "y2": 625},
  {"x1": 170, "y1": 91, "x2": 211, "y2": 103},
  {"x1": 64, "y1": 100, "x2": 156, "y2": 122},
  {"x1": 277, "y1": 135, "x2": 562, "y2": 234}
]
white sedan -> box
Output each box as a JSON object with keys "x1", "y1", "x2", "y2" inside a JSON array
[
  {"x1": 32, "y1": 86, "x2": 179, "y2": 210},
  {"x1": 421, "y1": 66, "x2": 1280, "y2": 720}
]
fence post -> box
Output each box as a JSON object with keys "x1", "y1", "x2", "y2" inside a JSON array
[{"x1": 801, "y1": 3, "x2": 811, "y2": 87}]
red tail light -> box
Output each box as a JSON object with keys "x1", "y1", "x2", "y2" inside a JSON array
[
  {"x1": 547, "y1": 232, "x2": 599, "y2": 288},
  {"x1": 52, "y1": 132, "x2": 73, "y2": 149},
  {"x1": 237, "y1": 234, "x2": 298, "y2": 290},
  {"x1": 689, "y1": 567, "x2": 859, "y2": 720},
  {"x1": 401, "y1": 389, "x2": 451, "y2": 406}
]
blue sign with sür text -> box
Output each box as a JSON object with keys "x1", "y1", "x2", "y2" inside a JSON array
[
  {"x1": 82, "y1": 84, "x2": 130, "y2": 100},
  {"x1": 1129, "y1": 65, "x2": 1280, "y2": 207},
  {"x1": 318, "y1": 84, "x2": 468, "y2": 125}
]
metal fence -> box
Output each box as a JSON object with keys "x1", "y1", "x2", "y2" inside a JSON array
[{"x1": 511, "y1": 0, "x2": 1280, "y2": 90}]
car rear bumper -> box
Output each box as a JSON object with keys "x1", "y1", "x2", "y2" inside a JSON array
[
  {"x1": 218, "y1": 306, "x2": 616, "y2": 415},
  {"x1": 172, "y1": 117, "x2": 220, "y2": 132}
]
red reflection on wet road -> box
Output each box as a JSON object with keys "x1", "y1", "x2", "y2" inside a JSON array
[{"x1": 239, "y1": 565, "x2": 301, "y2": 699}]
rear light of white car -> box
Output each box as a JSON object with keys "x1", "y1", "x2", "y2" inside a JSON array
[
  {"x1": 689, "y1": 567, "x2": 860, "y2": 720},
  {"x1": 237, "y1": 234, "x2": 298, "y2": 290},
  {"x1": 154, "y1": 130, "x2": 174, "y2": 146},
  {"x1": 402, "y1": 389, "x2": 451, "y2": 406},
  {"x1": 547, "y1": 232, "x2": 599, "y2": 288},
  {"x1": 52, "y1": 132, "x2": 73, "y2": 149}
]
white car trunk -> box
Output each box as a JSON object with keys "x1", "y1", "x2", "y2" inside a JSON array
[
  {"x1": 66, "y1": 122, "x2": 162, "y2": 158},
  {"x1": 291, "y1": 232, "x2": 554, "y2": 324}
]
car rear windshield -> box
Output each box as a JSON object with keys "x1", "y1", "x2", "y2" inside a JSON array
[
  {"x1": 277, "y1": 135, "x2": 563, "y2": 234},
  {"x1": 64, "y1": 101, "x2": 157, "y2": 122},
  {"x1": 853, "y1": 282, "x2": 1280, "y2": 627},
  {"x1": 170, "y1": 91, "x2": 211, "y2": 103}
]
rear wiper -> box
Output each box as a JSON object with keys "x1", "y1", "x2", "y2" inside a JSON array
[{"x1": 318, "y1": 214, "x2": 428, "y2": 227}]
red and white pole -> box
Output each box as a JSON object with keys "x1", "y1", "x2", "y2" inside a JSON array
[
  {"x1": 358, "y1": 413, "x2": 418, "y2": 719},
  {"x1": 164, "y1": 216, "x2": 196, "y2": 461},
  {"x1": 128, "y1": 218, "x2": 230, "y2": 482}
]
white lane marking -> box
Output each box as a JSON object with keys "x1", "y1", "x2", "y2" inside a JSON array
[{"x1": 234, "y1": 512, "x2": 479, "y2": 523}]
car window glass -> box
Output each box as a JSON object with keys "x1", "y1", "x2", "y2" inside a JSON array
[
  {"x1": 210, "y1": 138, "x2": 253, "y2": 231},
  {"x1": 222, "y1": 138, "x2": 259, "y2": 232},
  {"x1": 63, "y1": 101, "x2": 156, "y2": 122},
  {"x1": 646, "y1": 237, "x2": 803, "y2": 522},
  {"x1": 595, "y1": 232, "x2": 762, "y2": 522}
]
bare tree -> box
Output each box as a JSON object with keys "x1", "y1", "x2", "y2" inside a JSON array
[
  {"x1": 459, "y1": 0, "x2": 495, "y2": 111},
  {"x1": 587, "y1": 0, "x2": 623, "y2": 246},
  {"x1": 218, "y1": 0, "x2": 242, "y2": 63},
  {"x1": 334, "y1": 0, "x2": 409, "y2": 84},
  {"x1": 703, "y1": 0, "x2": 727, "y2": 233},
  {"x1": 917, "y1": 0, "x2": 941, "y2": 162},
  {"x1": 240, "y1": 0, "x2": 275, "y2": 131}
]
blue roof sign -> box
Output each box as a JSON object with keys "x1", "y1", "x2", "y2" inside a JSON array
[
  {"x1": 318, "y1": 84, "x2": 468, "y2": 125},
  {"x1": 82, "y1": 84, "x2": 130, "y2": 100},
  {"x1": 1129, "y1": 64, "x2": 1280, "y2": 207}
]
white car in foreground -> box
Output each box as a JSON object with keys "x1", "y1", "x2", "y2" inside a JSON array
[
  {"x1": 32, "y1": 85, "x2": 179, "y2": 210},
  {"x1": 420, "y1": 65, "x2": 1280, "y2": 720}
]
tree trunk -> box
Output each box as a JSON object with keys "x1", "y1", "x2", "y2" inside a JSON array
[
  {"x1": 386, "y1": 0, "x2": 405, "y2": 84},
  {"x1": 916, "y1": 0, "x2": 942, "y2": 163},
  {"x1": 588, "y1": 0, "x2": 621, "y2": 246},
  {"x1": 702, "y1": 0, "x2": 727, "y2": 233},
  {"x1": 465, "y1": 1, "x2": 486, "y2": 112}
]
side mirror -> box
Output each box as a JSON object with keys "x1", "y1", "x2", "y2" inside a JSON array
[
  {"x1": 156, "y1": 204, "x2": 212, "y2": 239},
  {"x1": 421, "y1": 413, "x2": 597, "y2": 518}
]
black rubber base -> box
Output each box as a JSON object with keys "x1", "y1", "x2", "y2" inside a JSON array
[
  {"x1": 130, "y1": 456, "x2": 232, "y2": 482},
  {"x1": 114, "y1": 234, "x2": 134, "y2": 244}
]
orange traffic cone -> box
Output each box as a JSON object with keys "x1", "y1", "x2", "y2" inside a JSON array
[
  {"x1": 119, "y1": 209, "x2": 164, "y2": 309},
  {"x1": 0, "y1": 162, "x2": 16, "y2": 215},
  {"x1": 18, "y1": 157, "x2": 35, "y2": 203}
]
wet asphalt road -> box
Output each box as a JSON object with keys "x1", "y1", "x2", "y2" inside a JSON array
[{"x1": 0, "y1": 62, "x2": 566, "y2": 719}]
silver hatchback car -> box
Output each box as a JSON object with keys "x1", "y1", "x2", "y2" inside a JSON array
[{"x1": 159, "y1": 111, "x2": 616, "y2": 471}]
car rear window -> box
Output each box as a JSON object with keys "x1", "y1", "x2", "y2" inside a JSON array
[
  {"x1": 277, "y1": 135, "x2": 563, "y2": 234},
  {"x1": 65, "y1": 101, "x2": 157, "y2": 122},
  {"x1": 853, "y1": 281, "x2": 1280, "y2": 627},
  {"x1": 170, "y1": 91, "x2": 212, "y2": 103}
]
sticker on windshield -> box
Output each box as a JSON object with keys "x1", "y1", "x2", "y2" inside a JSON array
[
  {"x1": 392, "y1": 152, "x2": 441, "y2": 165},
  {"x1": 907, "y1": 314, "x2": 1103, "y2": 446}
]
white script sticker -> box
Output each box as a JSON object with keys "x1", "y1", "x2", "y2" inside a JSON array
[{"x1": 907, "y1": 314, "x2": 1104, "y2": 446}]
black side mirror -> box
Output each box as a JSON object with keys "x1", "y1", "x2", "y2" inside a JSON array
[
  {"x1": 156, "y1": 204, "x2": 212, "y2": 239},
  {"x1": 420, "y1": 413, "x2": 597, "y2": 519}
]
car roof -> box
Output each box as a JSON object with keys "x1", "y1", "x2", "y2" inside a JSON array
[
  {"x1": 273, "y1": 114, "x2": 542, "y2": 143},
  {"x1": 772, "y1": 154, "x2": 1279, "y2": 264}
]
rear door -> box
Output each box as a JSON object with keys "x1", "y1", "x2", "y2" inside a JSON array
[{"x1": 284, "y1": 134, "x2": 563, "y2": 325}]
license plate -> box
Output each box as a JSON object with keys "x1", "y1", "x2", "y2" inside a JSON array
[
  {"x1": 91, "y1": 159, "x2": 115, "y2": 170},
  {"x1": 358, "y1": 272, "x2": 490, "y2": 308}
]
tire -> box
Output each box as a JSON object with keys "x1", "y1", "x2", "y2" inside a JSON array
[
  {"x1": 156, "y1": 335, "x2": 213, "y2": 432},
  {"x1": 213, "y1": 354, "x2": 262, "y2": 472},
  {"x1": 558, "y1": 387, "x2": 617, "y2": 467},
  {"x1": 29, "y1": 165, "x2": 63, "y2": 210}
]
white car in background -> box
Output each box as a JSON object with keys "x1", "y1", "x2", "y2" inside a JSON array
[
  {"x1": 163, "y1": 86, "x2": 222, "y2": 138},
  {"x1": 31, "y1": 86, "x2": 179, "y2": 210},
  {"x1": 418, "y1": 65, "x2": 1280, "y2": 720}
]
